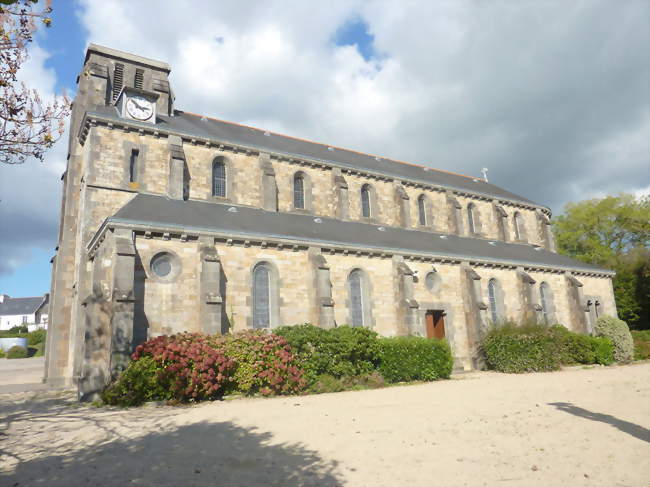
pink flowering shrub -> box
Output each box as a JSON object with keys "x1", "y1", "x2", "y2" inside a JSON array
[
  {"x1": 103, "y1": 331, "x2": 306, "y2": 406},
  {"x1": 132, "y1": 332, "x2": 236, "y2": 402},
  {"x1": 223, "y1": 330, "x2": 307, "y2": 396}
]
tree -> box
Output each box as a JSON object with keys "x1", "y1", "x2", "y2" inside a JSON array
[
  {"x1": 0, "y1": 0, "x2": 70, "y2": 165},
  {"x1": 554, "y1": 193, "x2": 650, "y2": 329}
]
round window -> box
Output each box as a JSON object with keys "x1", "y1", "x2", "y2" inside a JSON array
[
  {"x1": 425, "y1": 272, "x2": 441, "y2": 294},
  {"x1": 151, "y1": 253, "x2": 173, "y2": 278}
]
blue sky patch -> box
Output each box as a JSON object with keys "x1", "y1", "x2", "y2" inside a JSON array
[
  {"x1": 333, "y1": 15, "x2": 378, "y2": 61},
  {"x1": 38, "y1": 0, "x2": 86, "y2": 93}
]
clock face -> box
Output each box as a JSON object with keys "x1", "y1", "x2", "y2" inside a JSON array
[{"x1": 126, "y1": 95, "x2": 154, "y2": 121}]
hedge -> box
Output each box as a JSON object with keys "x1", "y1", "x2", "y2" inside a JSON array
[
  {"x1": 482, "y1": 324, "x2": 562, "y2": 373},
  {"x1": 378, "y1": 336, "x2": 453, "y2": 382},
  {"x1": 482, "y1": 323, "x2": 615, "y2": 373},
  {"x1": 274, "y1": 324, "x2": 382, "y2": 383}
]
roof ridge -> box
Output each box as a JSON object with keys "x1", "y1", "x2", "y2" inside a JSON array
[{"x1": 180, "y1": 111, "x2": 479, "y2": 182}]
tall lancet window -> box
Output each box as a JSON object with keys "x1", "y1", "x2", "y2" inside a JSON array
[
  {"x1": 212, "y1": 158, "x2": 226, "y2": 197},
  {"x1": 252, "y1": 263, "x2": 271, "y2": 328},
  {"x1": 488, "y1": 278, "x2": 499, "y2": 324},
  {"x1": 361, "y1": 184, "x2": 371, "y2": 218},
  {"x1": 293, "y1": 173, "x2": 305, "y2": 209},
  {"x1": 467, "y1": 203, "x2": 477, "y2": 234},
  {"x1": 540, "y1": 282, "x2": 551, "y2": 324},
  {"x1": 513, "y1": 212, "x2": 523, "y2": 240},
  {"x1": 349, "y1": 269, "x2": 365, "y2": 327},
  {"x1": 129, "y1": 149, "x2": 139, "y2": 183},
  {"x1": 418, "y1": 194, "x2": 427, "y2": 226}
]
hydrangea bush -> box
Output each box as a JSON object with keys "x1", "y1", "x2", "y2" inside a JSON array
[{"x1": 223, "y1": 330, "x2": 306, "y2": 396}]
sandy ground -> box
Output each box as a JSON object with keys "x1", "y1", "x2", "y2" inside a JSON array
[{"x1": 0, "y1": 363, "x2": 648, "y2": 487}]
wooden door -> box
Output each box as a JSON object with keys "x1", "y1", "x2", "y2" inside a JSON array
[{"x1": 433, "y1": 311, "x2": 445, "y2": 339}]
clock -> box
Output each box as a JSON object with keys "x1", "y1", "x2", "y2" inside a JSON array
[
  {"x1": 126, "y1": 95, "x2": 154, "y2": 121},
  {"x1": 115, "y1": 87, "x2": 159, "y2": 124}
]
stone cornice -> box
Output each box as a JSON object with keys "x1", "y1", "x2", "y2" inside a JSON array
[{"x1": 77, "y1": 111, "x2": 553, "y2": 217}]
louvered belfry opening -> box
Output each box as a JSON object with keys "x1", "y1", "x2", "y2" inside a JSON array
[
  {"x1": 253, "y1": 264, "x2": 271, "y2": 328},
  {"x1": 112, "y1": 63, "x2": 124, "y2": 101},
  {"x1": 134, "y1": 68, "x2": 144, "y2": 89},
  {"x1": 293, "y1": 173, "x2": 305, "y2": 209}
]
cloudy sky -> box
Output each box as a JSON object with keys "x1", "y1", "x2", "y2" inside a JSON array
[{"x1": 0, "y1": 0, "x2": 648, "y2": 297}]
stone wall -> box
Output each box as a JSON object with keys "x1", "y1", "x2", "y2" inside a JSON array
[{"x1": 80, "y1": 125, "x2": 551, "y2": 247}]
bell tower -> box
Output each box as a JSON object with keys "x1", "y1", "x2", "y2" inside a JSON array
[{"x1": 44, "y1": 45, "x2": 174, "y2": 387}]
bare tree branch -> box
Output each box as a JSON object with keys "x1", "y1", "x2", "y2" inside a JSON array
[{"x1": 0, "y1": 0, "x2": 70, "y2": 165}]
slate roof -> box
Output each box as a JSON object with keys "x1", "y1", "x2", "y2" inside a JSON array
[
  {"x1": 106, "y1": 194, "x2": 610, "y2": 274},
  {"x1": 0, "y1": 296, "x2": 46, "y2": 316},
  {"x1": 87, "y1": 106, "x2": 542, "y2": 208}
]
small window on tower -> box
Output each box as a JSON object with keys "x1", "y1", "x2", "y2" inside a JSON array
[
  {"x1": 134, "y1": 68, "x2": 144, "y2": 89},
  {"x1": 129, "y1": 149, "x2": 139, "y2": 183}
]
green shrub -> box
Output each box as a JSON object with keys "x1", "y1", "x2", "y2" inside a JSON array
[
  {"x1": 309, "y1": 374, "x2": 346, "y2": 394},
  {"x1": 27, "y1": 329, "x2": 46, "y2": 346},
  {"x1": 6, "y1": 345, "x2": 28, "y2": 359},
  {"x1": 0, "y1": 348, "x2": 5, "y2": 358},
  {"x1": 222, "y1": 330, "x2": 306, "y2": 396},
  {"x1": 594, "y1": 315, "x2": 634, "y2": 363},
  {"x1": 379, "y1": 336, "x2": 453, "y2": 382},
  {"x1": 590, "y1": 337, "x2": 615, "y2": 365},
  {"x1": 8, "y1": 325, "x2": 28, "y2": 334},
  {"x1": 551, "y1": 326, "x2": 596, "y2": 364},
  {"x1": 481, "y1": 323, "x2": 562, "y2": 373},
  {"x1": 309, "y1": 372, "x2": 386, "y2": 394},
  {"x1": 631, "y1": 330, "x2": 650, "y2": 360},
  {"x1": 275, "y1": 324, "x2": 382, "y2": 383},
  {"x1": 341, "y1": 371, "x2": 386, "y2": 390},
  {"x1": 101, "y1": 356, "x2": 171, "y2": 407}
]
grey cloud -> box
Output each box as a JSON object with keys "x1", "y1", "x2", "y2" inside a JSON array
[{"x1": 4, "y1": 0, "x2": 647, "y2": 278}]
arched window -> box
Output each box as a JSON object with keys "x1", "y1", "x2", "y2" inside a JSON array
[
  {"x1": 349, "y1": 269, "x2": 367, "y2": 327},
  {"x1": 418, "y1": 194, "x2": 427, "y2": 226},
  {"x1": 488, "y1": 278, "x2": 499, "y2": 324},
  {"x1": 467, "y1": 203, "x2": 476, "y2": 234},
  {"x1": 212, "y1": 158, "x2": 226, "y2": 197},
  {"x1": 361, "y1": 184, "x2": 371, "y2": 218},
  {"x1": 513, "y1": 212, "x2": 523, "y2": 240},
  {"x1": 293, "y1": 173, "x2": 305, "y2": 209},
  {"x1": 252, "y1": 263, "x2": 271, "y2": 328},
  {"x1": 540, "y1": 282, "x2": 551, "y2": 324}
]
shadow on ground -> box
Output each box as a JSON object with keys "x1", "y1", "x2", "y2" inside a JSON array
[
  {"x1": 548, "y1": 402, "x2": 650, "y2": 443},
  {"x1": 2, "y1": 419, "x2": 341, "y2": 486}
]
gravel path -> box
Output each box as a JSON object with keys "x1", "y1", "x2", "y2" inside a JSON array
[{"x1": 1, "y1": 363, "x2": 648, "y2": 487}]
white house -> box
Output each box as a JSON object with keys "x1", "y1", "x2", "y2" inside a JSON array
[{"x1": 0, "y1": 294, "x2": 49, "y2": 331}]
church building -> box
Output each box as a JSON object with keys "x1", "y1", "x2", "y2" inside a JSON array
[{"x1": 43, "y1": 45, "x2": 616, "y2": 398}]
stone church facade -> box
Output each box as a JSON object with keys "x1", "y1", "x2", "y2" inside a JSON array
[{"x1": 44, "y1": 45, "x2": 615, "y2": 398}]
